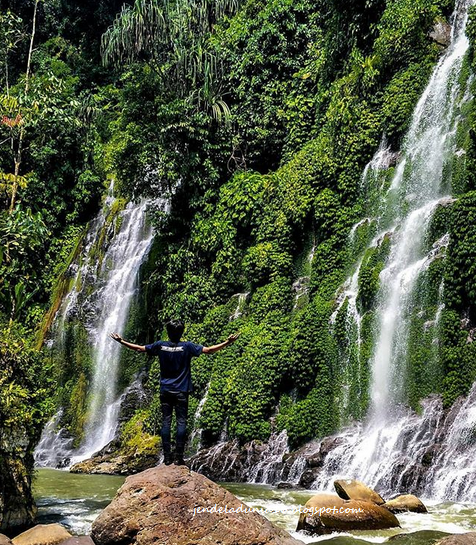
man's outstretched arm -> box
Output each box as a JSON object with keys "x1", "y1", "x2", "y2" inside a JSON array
[
  {"x1": 203, "y1": 333, "x2": 240, "y2": 354},
  {"x1": 110, "y1": 333, "x2": 146, "y2": 352}
]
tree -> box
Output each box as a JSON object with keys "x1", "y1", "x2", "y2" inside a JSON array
[{"x1": 101, "y1": 0, "x2": 244, "y2": 120}]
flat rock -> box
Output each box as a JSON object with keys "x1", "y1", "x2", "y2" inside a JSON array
[
  {"x1": 91, "y1": 464, "x2": 302, "y2": 545},
  {"x1": 59, "y1": 538, "x2": 95, "y2": 545},
  {"x1": 334, "y1": 479, "x2": 385, "y2": 505},
  {"x1": 12, "y1": 524, "x2": 72, "y2": 545},
  {"x1": 383, "y1": 495, "x2": 428, "y2": 514},
  {"x1": 435, "y1": 534, "x2": 476, "y2": 545},
  {"x1": 388, "y1": 530, "x2": 450, "y2": 545},
  {"x1": 297, "y1": 493, "x2": 400, "y2": 535},
  {"x1": 70, "y1": 453, "x2": 157, "y2": 476}
]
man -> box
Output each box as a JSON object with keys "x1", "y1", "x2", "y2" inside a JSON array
[{"x1": 110, "y1": 320, "x2": 239, "y2": 466}]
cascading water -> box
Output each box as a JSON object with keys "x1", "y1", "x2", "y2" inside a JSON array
[
  {"x1": 300, "y1": 0, "x2": 476, "y2": 499},
  {"x1": 35, "y1": 185, "x2": 156, "y2": 468}
]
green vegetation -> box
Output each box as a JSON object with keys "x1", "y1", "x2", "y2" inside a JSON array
[{"x1": 3, "y1": 0, "x2": 476, "y2": 528}]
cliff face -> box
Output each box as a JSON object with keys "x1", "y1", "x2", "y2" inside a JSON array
[
  {"x1": 0, "y1": 429, "x2": 37, "y2": 531},
  {"x1": 41, "y1": 0, "x2": 476, "y2": 467},
  {"x1": 0, "y1": 336, "x2": 50, "y2": 532}
]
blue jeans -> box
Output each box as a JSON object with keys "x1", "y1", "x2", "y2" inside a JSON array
[{"x1": 160, "y1": 390, "x2": 189, "y2": 455}]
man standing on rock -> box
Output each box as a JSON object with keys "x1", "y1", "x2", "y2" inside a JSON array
[{"x1": 110, "y1": 320, "x2": 239, "y2": 466}]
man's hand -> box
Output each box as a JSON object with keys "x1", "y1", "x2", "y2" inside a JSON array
[
  {"x1": 203, "y1": 332, "x2": 240, "y2": 354},
  {"x1": 227, "y1": 333, "x2": 240, "y2": 345},
  {"x1": 110, "y1": 333, "x2": 146, "y2": 352},
  {"x1": 110, "y1": 332, "x2": 123, "y2": 343}
]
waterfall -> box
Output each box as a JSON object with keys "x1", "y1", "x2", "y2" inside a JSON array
[
  {"x1": 298, "y1": 0, "x2": 476, "y2": 500},
  {"x1": 369, "y1": 0, "x2": 472, "y2": 418},
  {"x1": 35, "y1": 185, "x2": 156, "y2": 468}
]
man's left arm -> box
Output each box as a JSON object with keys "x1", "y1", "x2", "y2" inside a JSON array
[{"x1": 110, "y1": 333, "x2": 146, "y2": 353}]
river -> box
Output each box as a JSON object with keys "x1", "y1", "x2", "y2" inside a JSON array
[{"x1": 33, "y1": 469, "x2": 476, "y2": 543}]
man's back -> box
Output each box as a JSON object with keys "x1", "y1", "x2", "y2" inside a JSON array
[{"x1": 145, "y1": 340, "x2": 203, "y2": 392}]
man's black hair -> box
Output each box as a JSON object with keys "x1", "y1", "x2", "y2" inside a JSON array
[{"x1": 166, "y1": 319, "x2": 184, "y2": 343}]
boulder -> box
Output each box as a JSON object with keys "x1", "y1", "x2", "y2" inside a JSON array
[
  {"x1": 435, "y1": 534, "x2": 476, "y2": 545},
  {"x1": 0, "y1": 535, "x2": 13, "y2": 545},
  {"x1": 334, "y1": 479, "x2": 385, "y2": 505},
  {"x1": 383, "y1": 495, "x2": 428, "y2": 514},
  {"x1": 296, "y1": 493, "x2": 400, "y2": 535},
  {"x1": 12, "y1": 524, "x2": 72, "y2": 545},
  {"x1": 91, "y1": 464, "x2": 302, "y2": 545}
]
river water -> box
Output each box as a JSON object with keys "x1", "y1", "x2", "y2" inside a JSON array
[{"x1": 33, "y1": 470, "x2": 476, "y2": 543}]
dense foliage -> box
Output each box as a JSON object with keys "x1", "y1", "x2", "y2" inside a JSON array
[{"x1": 3, "y1": 0, "x2": 476, "y2": 525}]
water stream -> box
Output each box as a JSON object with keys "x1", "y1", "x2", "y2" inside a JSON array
[{"x1": 33, "y1": 470, "x2": 476, "y2": 541}]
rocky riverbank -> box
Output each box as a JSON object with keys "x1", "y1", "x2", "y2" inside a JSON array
[{"x1": 14, "y1": 466, "x2": 476, "y2": 545}]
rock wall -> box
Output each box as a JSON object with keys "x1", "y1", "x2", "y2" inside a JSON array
[{"x1": 0, "y1": 428, "x2": 37, "y2": 531}]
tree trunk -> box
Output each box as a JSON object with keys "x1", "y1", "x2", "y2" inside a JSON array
[{"x1": 9, "y1": 0, "x2": 39, "y2": 213}]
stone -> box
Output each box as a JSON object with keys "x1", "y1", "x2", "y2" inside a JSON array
[
  {"x1": 383, "y1": 495, "x2": 428, "y2": 514},
  {"x1": 296, "y1": 493, "x2": 400, "y2": 535},
  {"x1": 12, "y1": 524, "x2": 72, "y2": 545},
  {"x1": 334, "y1": 479, "x2": 385, "y2": 505},
  {"x1": 435, "y1": 534, "x2": 476, "y2": 545},
  {"x1": 388, "y1": 530, "x2": 450, "y2": 545},
  {"x1": 0, "y1": 534, "x2": 13, "y2": 545},
  {"x1": 59, "y1": 537, "x2": 95, "y2": 545},
  {"x1": 70, "y1": 441, "x2": 159, "y2": 476},
  {"x1": 429, "y1": 20, "x2": 452, "y2": 47},
  {"x1": 276, "y1": 482, "x2": 297, "y2": 490},
  {"x1": 91, "y1": 464, "x2": 302, "y2": 545}
]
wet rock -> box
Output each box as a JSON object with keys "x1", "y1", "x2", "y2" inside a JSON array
[
  {"x1": 334, "y1": 479, "x2": 385, "y2": 505},
  {"x1": 12, "y1": 524, "x2": 72, "y2": 545},
  {"x1": 296, "y1": 493, "x2": 400, "y2": 535},
  {"x1": 421, "y1": 445, "x2": 441, "y2": 467},
  {"x1": 117, "y1": 375, "x2": 150, "y2": 426},
  {"x1": 435, "y1": 534, "x2": 476, "y2": 545},
  {"x1": 388, "y1": 530, "x2": 450, "y2": 545},
  {"x1": 276, "y1": 482, "x2": 298, "y2": 490},
  {"x1": 70, "y1": 450, "x2": 158, "y2": 476},
  {"x1": 189, "y1": 432, "x2": 287, "y2": 483},
  {"x1": 0, "y1": 535, "x2": 13, "y2": 545},
  {"x1": 300, "y1": 468, "x2": 320, "y2": 489},
  {"x1": 308, "y1": 537, "x2": 375, "y2": 545},
  {"x1": 91, "y1": 464, "x2": 301, "y2": 545},
  {"x1": 429, "y1": 20, "x2": 452, "y2": 47},
  {"x1": 189, "y1": 440, "x2": 243, "y2": 481},
  {"x1": 383, "y1": 495, "x2": 428, "y2": 514},
  {"x1": 59, "y1": 537, "x2": 95, "y2": 545}
]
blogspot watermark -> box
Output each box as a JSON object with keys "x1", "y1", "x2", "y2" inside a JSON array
[{"x1": 192, "y1": 504, "x2": 364, "y2": 517}]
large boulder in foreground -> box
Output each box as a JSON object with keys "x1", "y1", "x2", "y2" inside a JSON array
[
  {"x1": 296, "y1": 493, "x2": 400, "y2": 535},
  {"x1": 383, "y1": 495, "x2": 428, "y2": 514},
  {"x1": 91, "y1": 464, "x2": 302, "y2": 545},
  {"x1": 12, "y1": 524, "x2": 72, "y2": 545},
  {"x1": 0, "y1": 535, "x2": 13, "y2": 545},
  {"x1": 334, "y1": 479, "x2": 385, "y2": 505}
]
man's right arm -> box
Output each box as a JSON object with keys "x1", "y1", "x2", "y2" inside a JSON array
[
  {"x1": 203, "y1": 333, "x2": 240, "y2": 354},
  {"x1": 110, "y1": 333, "x2": 146, "y2": 353}
]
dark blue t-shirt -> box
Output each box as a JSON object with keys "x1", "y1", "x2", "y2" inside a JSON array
[{"x1": 145, "y1": 340, "x2": 203, "y2": 393}]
